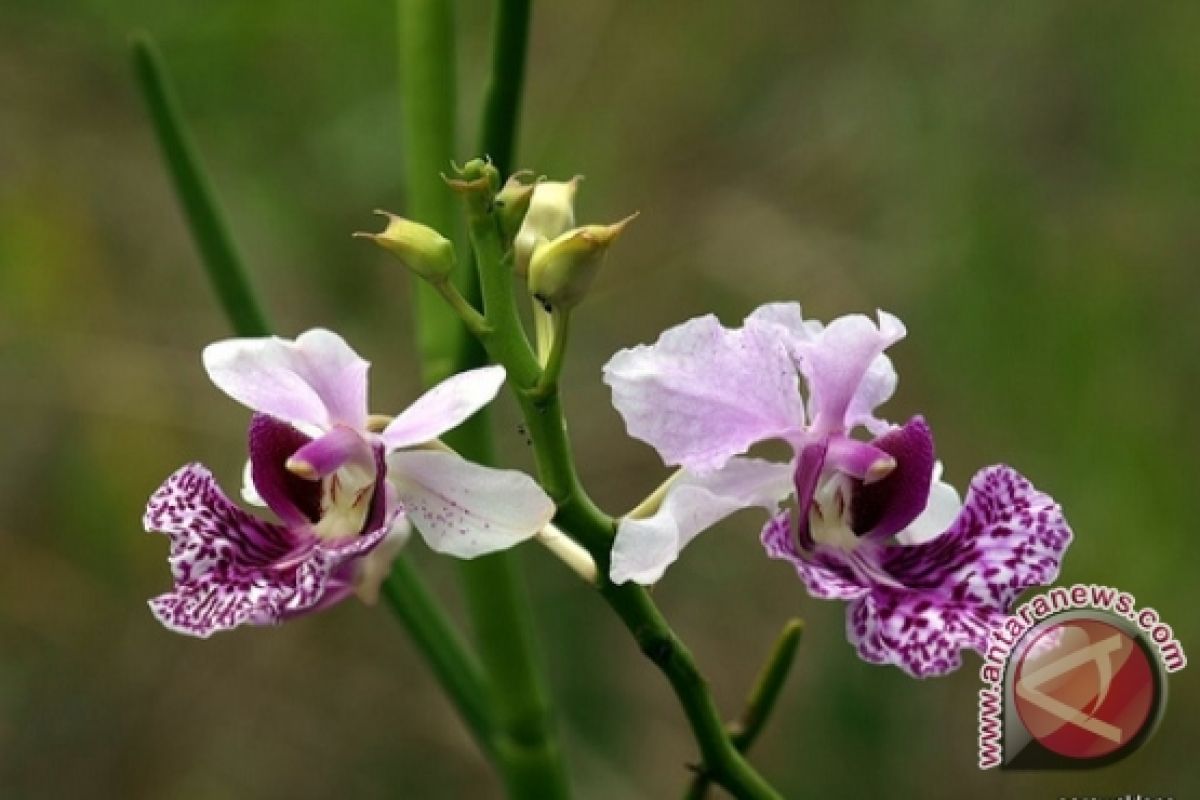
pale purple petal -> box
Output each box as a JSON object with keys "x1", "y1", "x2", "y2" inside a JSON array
[
  {"x1": 380, "y1": 366, "x2": 507, "y2": 451},
  {"x1": 604, "y1": 314, "x2": 806, "y2": 473},
  {"x1": 796, "y1": 311, "x2": 904, "y2": 436},
  {"x1": 745, "y1": 302, "x2": 823, "y2": 353},
  {"x1": 879, "y1": 465, "x2": 1073, "y2": 613},
  {"x1": 203, "y1": 328, "x2": 369, "y2": 433},
  {"x1": 387, "y1": 449, "x2": 554, "y2": 558},
  {"x1": 248, "y1": 414, "x2": 321, "y2": 527},
  {"x1": 610, "y1": 458, "x2": 794, "y2": 585},
  {"x1": 847, "y1": 591, "x2": 998, "y2": 678},
  {"x1": 760, "y1": 510, "x2": 869, "y2": 599},
  {"x1": 851, "y1": 416, "x2": 935, "y2": 539}
]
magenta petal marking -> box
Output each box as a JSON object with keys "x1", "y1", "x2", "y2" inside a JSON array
[
  {"x1": 248, "y1": 413, "x2": 321, "y2": 526},
  {"x1": 880, "y1": 465, "x2": 1073, "y2": 610},
  {"x1": 844, "y1": 465, "x2": 1073, "y2": 677},
  {"x1": 847, "y1": 591, "x2": 998, "y2": 678},
  {"x1": 143, "y1": 463, "x2": 391, "y2": 637},
  {"x1": 761, "y1": 509, "x2": 868, "y2": 599},
  {"x1": 852, "y1": 416, "x2": 935, "y2": 539}
]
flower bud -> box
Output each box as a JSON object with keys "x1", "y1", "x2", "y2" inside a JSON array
[
  {"x1": 495, "y1": 171, "x2": 537, "y2": 243},
  {"x1": 514, "y1": 176, "x2": 582, "y2": 278},
  {"x1": 354, "y1": 211, "x2": 456, "y2": 283},
  {"x1": 528, "y1": 213, "x2": 637, "y2": 311}
]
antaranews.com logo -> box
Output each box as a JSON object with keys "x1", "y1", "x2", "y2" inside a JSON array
[{"x1": 978, "y1": 583, "x2": 1186, "y2": 769}]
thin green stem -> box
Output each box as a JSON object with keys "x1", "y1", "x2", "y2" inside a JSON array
[
  {"x1": 684, "y1": 620, "x2": 804, "y2": 799},
  {"x1": 456, "y1": 169, "x2": 783, "y2": 799},
  {"x1": 400, "y1": 2, "x2": 572, "y2": 797},
  {"x1": 132, "y1": 30, "x2": 499, "y2": 771},
  {"x1": 130, "y1": 34, "x2": 269, "y2": 337},
  {"x1": 433, "y1": 279, "x2": 491, "y2": 338},
  {"x1": 381, "y1": 558, "x2": 497, "y2": 759}
]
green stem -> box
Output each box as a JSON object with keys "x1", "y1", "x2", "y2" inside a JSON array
[
  {"x1": 132, "y1": 28, "x2": 498, "y2": 776},
  {"x1": 458, "y1": 170, "x2": 782, "y2": 800},
  {"x1": 130, "y1": 34, "x2": 270, "y2": 338},
  {"x1": 399, "y1": 2, "x2": 572, "y2": 797},
  {"x1": 381, "y1": 557, "x2": 497, "y2": 759},
  {"x1": 684, "y1": 620, "x2": 804, "y2": 799},
  {"x1": 478, "y1": 0, "x2": 532, "y2": 175}
]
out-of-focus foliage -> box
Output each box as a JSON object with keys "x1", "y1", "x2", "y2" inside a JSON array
[{"x1": 1, "y1": 1, "x2": 1196, "y2": 797}]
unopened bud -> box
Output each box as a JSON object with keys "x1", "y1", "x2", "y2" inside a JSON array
[
  {"x1": 354, "y1": 211, "x2": 456, "y2": 283},
  {"x1": 528, "y1": 213, "x2": 637, "y2": 311},
  {"x1": 495, "y1": 171, "x2": 537, "y2": 242},
  {"x1": 514, "y1": 176, "x2": 582, "y2": 278}
]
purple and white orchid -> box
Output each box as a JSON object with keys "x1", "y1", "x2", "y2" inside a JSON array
[
  {"x1": 603, "y1": 304, "x2": 1072, "y2": 677},
  {"x1": 145, "y1": 328, "x2": 554, "y2": 637}
]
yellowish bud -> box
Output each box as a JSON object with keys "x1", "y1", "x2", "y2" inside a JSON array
[
  {"x1": 528, "y1": 213, "x2": 637, "y2": 311},
  {"x1": 514, "y1": 176, "x2": 582, "y2": 278},
  {"x1": 354, "y1": 211, "x2": 456, "y2": 282},
  {"x1": 495, "y1": 170, "x2": 537, "y2": 242}
]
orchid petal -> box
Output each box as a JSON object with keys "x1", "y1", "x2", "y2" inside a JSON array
[
  {"x1": 895, "y1": 462, "x2": 961, "y2": 545},
  {"x1": 387, "y1": 449, "x2": 553, "y2": 558},
  {"x1": 203, "y1": 328, "x2": 370, "y2": 433},
  {"x1": 380, "y1": 365, "x2": 507, "y2": 451},
  {"x1": 144, "y1": 464, "x2": 327, "y2": 636},
  {"x1": 760, "y1": 510, "x2": 869, "y2": 599},
  {"x1": 847, "y1": 591, "x2": 997, "y2": 678},
  {"x1": 247, "y1": 414, "x2": 322, "y2": 527},
  {"x1": 610, "y1": 458, "x2": 794, "y2": 585},
  {"x1": 852, "y1": 416, "x2": 935, "y2": 539},
  {"x1": 880, "y1": 465, "x2": 1073, "y2": 613},
  {"x1": 795, "y1": 311, "x2": 904, "y2": 435},
  {"x1": 290, "y1": 425, "x2": 376, "y2": 479},
  {"x1": 604, "y1": 314, "x2": 806, "y2": 473}
]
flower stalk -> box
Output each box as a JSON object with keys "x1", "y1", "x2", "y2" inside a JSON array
[
  {"x1": 132, "y1": 30, "x2": 508, "y2": 772},
  {"x1": 452, "y1": 160, "x2": 783, "y2": 799},
  {"x1": 399, "y1": 2, "x2": 572, "y2": 797}
]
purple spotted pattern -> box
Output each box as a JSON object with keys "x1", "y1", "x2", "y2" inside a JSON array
[
  {"x1": 763, "y1": 465, "x2": 1072, "y2": 677},
  {"x1": 144, "y1": 418, "x2": 394, "y2": 637}
]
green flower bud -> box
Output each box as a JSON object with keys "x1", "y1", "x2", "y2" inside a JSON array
[
  {"x1": 354, "y1": 211, "x2": 455, "y2": 283},
  {"x1": 514, "y1": 177, "x2": 582, "y2": 278},
  {"x1": 495, "y1": 170, "x2": 537, "y2": 243},
  {"x1": 528, "y1": 213, "x2": 637, "y2": 311}
]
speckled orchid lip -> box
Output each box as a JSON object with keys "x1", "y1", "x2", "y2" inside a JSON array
[
  {"x1": 145, "y1": 328, "x2": 555, "y2": 637},
  {"x1": 604, "y1": 303, "x2": 1074, "y2": 677}
]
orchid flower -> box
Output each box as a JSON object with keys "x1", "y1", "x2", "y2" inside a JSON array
[
  {"x1": 603, "y1": 304, "x2": 1072, "y2": 677},
  {"x1": 145, "y1": 329, "x2": 554, "y2": 637}
]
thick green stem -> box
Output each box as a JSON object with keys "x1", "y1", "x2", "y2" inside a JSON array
[
  {"x1": 130, "y1": 34, "x2": 269, "y2": 337},
  {"x1": 458, "y1": 169, "x2": 783, "y2": 800},
  {"x1": 381, "y1": 558, "x2": 497, "y2": 759},
  {"x1": 399, "y1": 2, "x2": 572, "y2": 797},
  {"x1": 132, "y1": 29, "x2": 498, "y2": 770}
]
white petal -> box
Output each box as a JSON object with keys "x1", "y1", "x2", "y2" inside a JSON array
[
  {"x1": 603, "y1": 314, "x2": 806, "y2": 473},
  {"x1": 381, "y1": 366, "x2": 506, "y2": 450},
  {"x1": 240, "y1": 459, "x2": 266, "y2": 507},
  {"x1": 610, "y1": 457, "x2": 794, "y2": 585},
  {"x1": 387, "y1": 450, "x2": 554, "y2": 558},
  {"x1": 203, "y1": 328, "x2": 369, "y2": 432},
  {"x1": 895, "y1": 461, "x2": 962, "y2": 545}
]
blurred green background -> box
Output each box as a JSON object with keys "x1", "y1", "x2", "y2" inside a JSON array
[{"x1": 1, "y1": 1, "x2": 1196, "y2": 797}]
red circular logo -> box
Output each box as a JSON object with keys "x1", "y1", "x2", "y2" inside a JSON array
[{"x1": 1013, "y1": 618, "x2": 1157, "y2": 760}]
